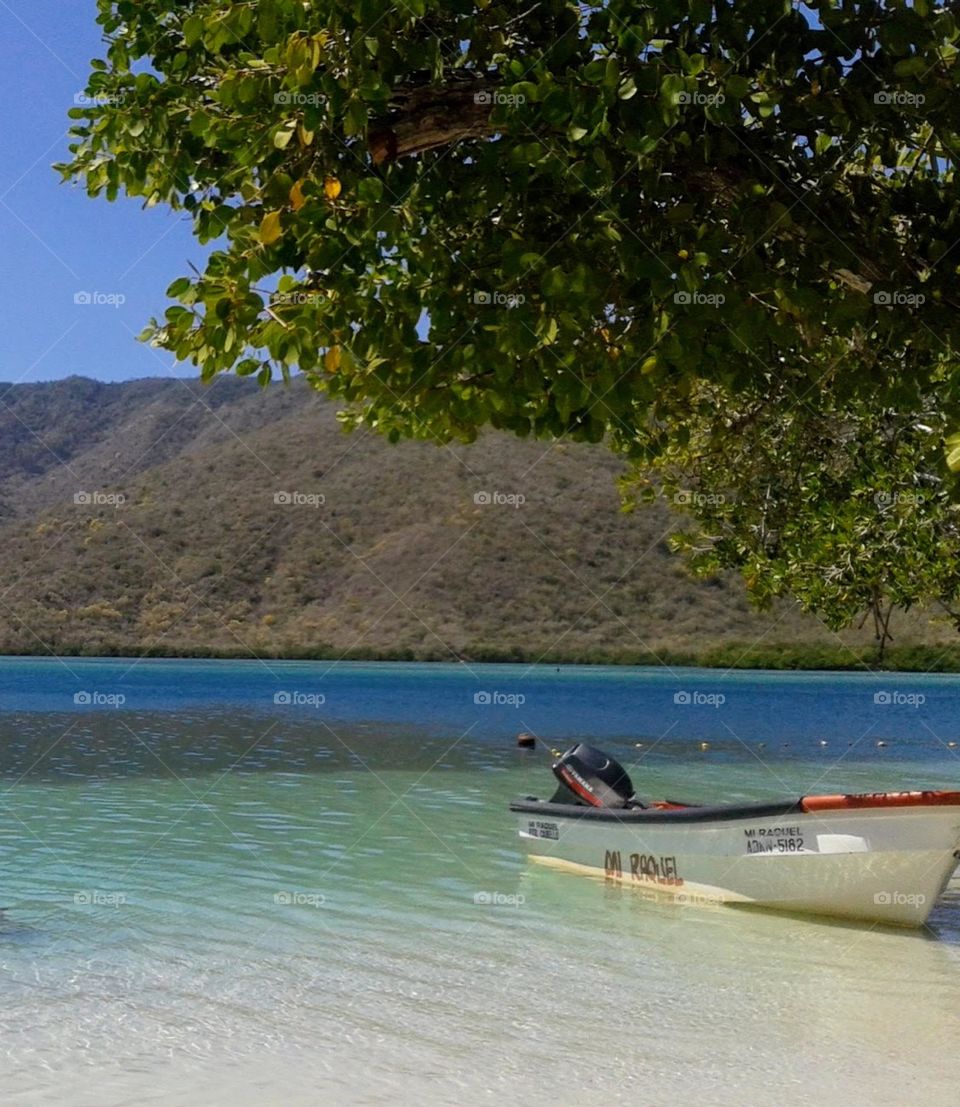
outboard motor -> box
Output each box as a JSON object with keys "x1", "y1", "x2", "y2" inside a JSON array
[{"x1": 550, "y1": 744, "x2": 640, "y2": 809}]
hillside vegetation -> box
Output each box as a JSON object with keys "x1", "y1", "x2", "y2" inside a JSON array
[{"x1": 0, "y1": 376, "x2": 956, "y2": 668}]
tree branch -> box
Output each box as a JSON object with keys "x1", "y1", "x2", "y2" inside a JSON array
[{"x1": 369, "y1": 80, "x2": 498, "y2": 165}]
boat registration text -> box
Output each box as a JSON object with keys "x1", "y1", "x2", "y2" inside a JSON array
[{"x1": 744, "y1": 826, "x2": 806, "y2": 853}]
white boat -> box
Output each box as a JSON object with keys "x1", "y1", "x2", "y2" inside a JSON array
[{"x1": 511, "y1": 744, "x2": 960, "y2": 927}]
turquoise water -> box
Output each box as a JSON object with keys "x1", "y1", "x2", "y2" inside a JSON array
[{"x1": 2, "y1": 659, "x2": 960, "y2": 1105}]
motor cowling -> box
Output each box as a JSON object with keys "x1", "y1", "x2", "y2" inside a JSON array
[{"x1": 550, "y1": 744, "x2": 638, "y2": 809}]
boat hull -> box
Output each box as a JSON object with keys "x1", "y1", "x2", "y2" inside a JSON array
[{"x1": 513, "y1": 802, "x2": 960, "y2": 926}]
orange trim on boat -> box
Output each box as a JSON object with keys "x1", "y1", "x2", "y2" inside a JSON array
[{"x1": 801, "y1": 790, "x2": 960, "y2": 812}]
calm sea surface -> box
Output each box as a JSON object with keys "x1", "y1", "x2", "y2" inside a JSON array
[{"x1": 2, "y1": 658, "x2": 960, "y2": 1106}]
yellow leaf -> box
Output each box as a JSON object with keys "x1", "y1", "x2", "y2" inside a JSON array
[
  {"x1": 297, "y1": 122, "x2": 314, "y2": 147},
  {"x1": 259, "y1": 210, "x2": 282, "y2": 245},
  {"x1": 946, "y1": 432, "x2": 960, "y2": 471},
  {"x1": 324, "y1": 345, "x2": 341, "y2": 372},
  {"x1": 289, "y1": 180, "x2": 306, "y2": 211},
  {"x1": 640, "y1": 355, "x2": 658, "y2": 375},
  {"x1": 310, "y1": 31, "x2": 328, "y2": 67},
  {"x1": 324, "y1": 176, "x2": 342, "y2": 200}
]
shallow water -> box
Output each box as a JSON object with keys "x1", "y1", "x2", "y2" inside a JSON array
[{"x1": 2, "y1": 659, "x2": 960, "y2": 1105}]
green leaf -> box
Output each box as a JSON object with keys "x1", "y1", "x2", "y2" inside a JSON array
[
  {"x1": 166, "y1": 276, "x2": 192, "y2": 298},
  {"x1": 183, "y1": 15, "x2": 204, "y2": 47},
  {"x1": 893, "y1": 56, "x2": 928, "y2": 77},
  {"x1": 725, "y1": 74, "x2": 751, "y2": 99},
  {"x1": 344, "y1": 99, "x2": 368, "y2": 137},
  {"x1": 357, "y1": 178, "x2": 384, "y2": 204},
  {"x1": 661, "y1": 74, "x2": 686, "y2": 104}
]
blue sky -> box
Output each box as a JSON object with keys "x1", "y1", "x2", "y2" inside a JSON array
[{"x1": 0, "y1": 1, "x2": 199, "y2": 383}]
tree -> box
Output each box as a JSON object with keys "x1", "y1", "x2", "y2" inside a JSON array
[
  {"x1": 623, "y1": 368, "x2": 960, "y2": 657},
  {"x1": 59, "y1": 1, "x2": 960, "y2": 635}
]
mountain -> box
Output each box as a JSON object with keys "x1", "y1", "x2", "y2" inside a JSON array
[{"x1": 0, "y1": 375, "x2": 953, "y2": 666}]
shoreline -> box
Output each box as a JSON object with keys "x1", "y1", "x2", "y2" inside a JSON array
[{"x1": 2, "y1": 641, "x2": 960, "y2": 672}]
